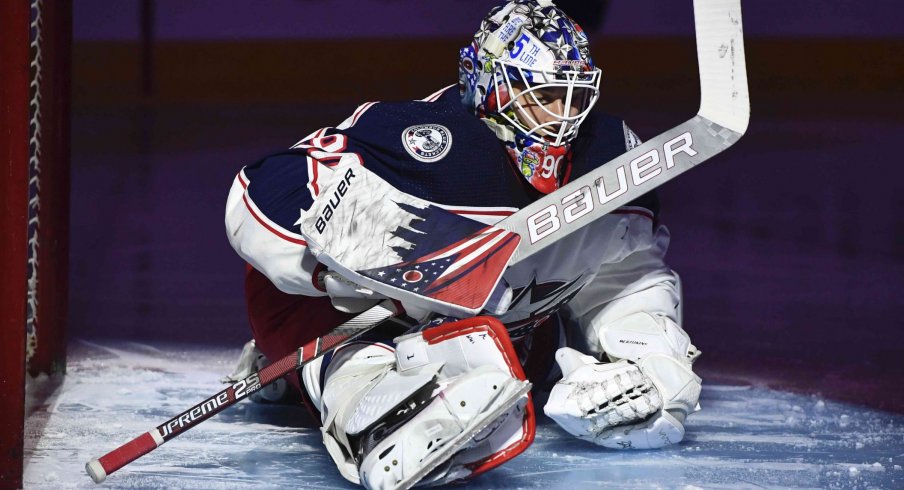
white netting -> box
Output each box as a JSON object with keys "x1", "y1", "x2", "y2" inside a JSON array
[{"x1": 26, "y1": 0, "x2": 44, "y2": 364}]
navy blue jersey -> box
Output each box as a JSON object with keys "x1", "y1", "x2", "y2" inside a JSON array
[
  {"x1": 226, "y1": 86, "x2": 666, "y2": 337},
  {"x1": 240, "y1": 86, "x2": 656, "y2": 233}
]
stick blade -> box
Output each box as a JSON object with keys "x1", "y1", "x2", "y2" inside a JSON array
[{"x1": 694, "y1": 0, "x2": 750, "y2": 135}]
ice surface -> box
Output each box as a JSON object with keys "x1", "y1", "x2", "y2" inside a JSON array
[{"x1": 24, "y1": 341, "x2": 904, "y2": 489}]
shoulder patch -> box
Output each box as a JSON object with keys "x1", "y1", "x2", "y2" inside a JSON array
[
  {"x1": 402, "y1": 124, "x2": 453, "y2": 162},
  {"x1": 623, "y1": 121, "x2": 642, "y2": 151}
]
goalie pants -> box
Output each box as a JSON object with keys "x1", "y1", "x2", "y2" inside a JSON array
[{"x1": 244, "y1": 264, "x2": 356, "y2": 392}]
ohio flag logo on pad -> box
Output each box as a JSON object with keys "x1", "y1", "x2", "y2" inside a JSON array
[{"x1": 358, "y1": 202, "x2": 519, "y2": 311}]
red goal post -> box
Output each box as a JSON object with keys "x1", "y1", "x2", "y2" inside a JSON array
[{"x1": 0, "y1": 0, "x2": 70, "y2": 488}]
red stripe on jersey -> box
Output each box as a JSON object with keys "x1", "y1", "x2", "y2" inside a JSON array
[
  {"x1": 422, "y1": 85, "x2": 455, "y2": 102},
  {"x1": 308, "y1": 156, "x2": 320, "y2": 196},
  {"x1": 242, "y1": 193, "x2": 307, "y2": 246},
  {"x1": 349, "y1": 102, "x2": 377, "y2": 127}
]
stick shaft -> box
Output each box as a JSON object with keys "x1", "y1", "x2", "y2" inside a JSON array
[{"x1": 86, "y1": 300, "x2": 399, "y2": 483}]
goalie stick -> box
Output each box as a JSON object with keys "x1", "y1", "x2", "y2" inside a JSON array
[
  {"x1": 84, "y1": 300, "x2": 400, "y2": 483},
  {"x1": 301, "y1": 0, "x2": 749, "y2": 317},
  {"x1": 86, "y1": 0, "x2": 748, "y2": 484}
]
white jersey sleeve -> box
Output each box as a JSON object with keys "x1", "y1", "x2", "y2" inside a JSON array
[
  {"x1": 225, "y1": 168, "x2": 328, "y2": 296},
  {"x1": 224, "y1": 114, "x2": 380, "y2": 297}
]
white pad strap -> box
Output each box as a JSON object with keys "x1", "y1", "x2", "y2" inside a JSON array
[
  {"x1": 394, "y1": 324, "x2": 521, "y2": 380},
  {"x1": 598, "y1": 311, "x2": 692, "y2": 362},
  {"x1": 342, "y1": 364, "x2": 443, "y2": 436}
]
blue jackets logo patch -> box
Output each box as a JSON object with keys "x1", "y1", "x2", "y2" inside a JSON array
[{"x1": 402, "y1": 124, "x2": 452, "y2": 162}]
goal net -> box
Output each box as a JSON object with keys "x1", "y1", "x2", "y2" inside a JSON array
[
  {"x1": 0, "y1": 0, "x2": 69, "y2": 487},
  {"x1": 24, "y1": 0, "x2": 70, "y2": 376}
]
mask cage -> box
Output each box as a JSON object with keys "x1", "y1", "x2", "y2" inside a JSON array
[{"x1": 491, "y1": 59, "x2": 601, "y2": 146}]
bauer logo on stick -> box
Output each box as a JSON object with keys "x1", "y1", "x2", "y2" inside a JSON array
[
  {"x1": 402, "y1": 124, "x2": 452, "y2": 162},
  {"x1": 526, "y1": 131, "x2": 698, "y2": 244}
]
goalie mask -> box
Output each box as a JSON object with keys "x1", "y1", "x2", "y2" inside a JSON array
[{"x1": 460, "y1": 0, "x2": 601, "y2": 194}]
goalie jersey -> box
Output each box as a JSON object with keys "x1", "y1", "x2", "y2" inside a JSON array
[{"x1": 226, "y1": 86, "x2": 678, "y2": 344}]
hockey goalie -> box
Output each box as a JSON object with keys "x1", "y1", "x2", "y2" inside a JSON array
[{"x1": 224, "y1": 1, "x2": 703, "y2": 487}]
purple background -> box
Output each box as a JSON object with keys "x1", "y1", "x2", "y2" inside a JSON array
[
  {"x1": 68, "y1": 1, "x2": 904, "y2": 412},
  {"x1": 73, "y1": 0, "x2": 903, "y2": 40}
]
